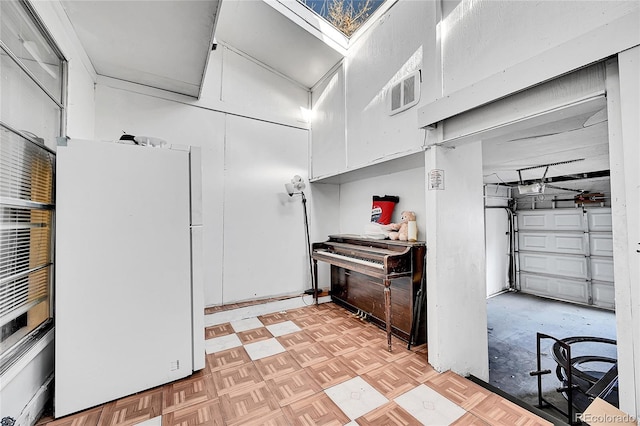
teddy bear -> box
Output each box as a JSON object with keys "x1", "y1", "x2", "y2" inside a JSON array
[{"x1": 388, "y1": 211, "x2": 416, "y2": 241}]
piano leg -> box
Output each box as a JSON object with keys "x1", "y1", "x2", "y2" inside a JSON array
[
  {"x1": 384, "y1": 279, "x2": 392, "y2": 352},
  {"x1": 313, "y1": 259, "x2": 319, "y2": 306}
]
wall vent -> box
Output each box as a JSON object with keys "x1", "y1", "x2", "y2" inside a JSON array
[{"x1": 389, "y1": 70, "x2": 421, "y2": 116}]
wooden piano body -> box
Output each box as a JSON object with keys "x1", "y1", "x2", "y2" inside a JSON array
[{"x1": 312, "y1": 235, "x2": 426, "y2": 350}]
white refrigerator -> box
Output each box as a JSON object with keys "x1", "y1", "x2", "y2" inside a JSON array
[{"x1": 54, "y1": 138, "x2": 204, "y2": 417}]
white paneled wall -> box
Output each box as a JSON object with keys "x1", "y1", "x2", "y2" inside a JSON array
[
  {"x1": 338, "y1": 167, "x2": 426, "y2": 238},
  {"x1": 219, "y1": 46, "x2": 309, "y2": 120},
  {"x1": 331, "y1": 1, "x2": 437, "y2": 172},
  {"x1": 310, "y1": 65, "x2": 346, "y2": 179},
  {"x1": 93, "y1": 48, "x2": 330, "y2": 306},
  {"x1": 441, "y1": 1, "x2": 638, "y2": 94},
  {"x1": 222, "y1": 115, "x2": 311, "y2": 301}
]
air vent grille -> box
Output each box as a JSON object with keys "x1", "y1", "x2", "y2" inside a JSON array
[{"x1": 389, "y1": 70, "x2": 421, "y2": 116}]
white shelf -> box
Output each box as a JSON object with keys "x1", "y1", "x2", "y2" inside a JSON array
[{"x1": 310, "y1": 149, "x2": 425, "y2": 185}]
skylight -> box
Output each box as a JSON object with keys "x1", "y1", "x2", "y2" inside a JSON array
[{"x1": 298, "y1": 0, "x2": 386, "y2": 37}]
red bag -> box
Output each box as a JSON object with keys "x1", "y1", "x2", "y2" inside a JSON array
[{"x1": 371, "y1": 195, "x2": 399, "y2": 225}]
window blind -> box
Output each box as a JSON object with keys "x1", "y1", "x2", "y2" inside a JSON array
[{"x1": 0, "y1": 130, "x2": 54, "y2": 330}]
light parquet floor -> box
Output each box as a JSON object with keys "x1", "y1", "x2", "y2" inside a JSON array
[{"x1": 37, "y1": 302, "x2": 552, "y2": 426}]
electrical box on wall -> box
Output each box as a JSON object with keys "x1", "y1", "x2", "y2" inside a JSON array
[{"x1": 388, "y1": 70, "x2": 421, "y2": 115}]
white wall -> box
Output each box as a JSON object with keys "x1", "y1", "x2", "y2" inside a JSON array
[
  {"x1": 310, "y1": 65, "x2": 346, "y2": 179},
  {"x1": 311, "y1": 0, "x2": 439, "y2": 178},
  {"x1": 420, "y1": 0, "x2": 640, "y2": 127},
  {"x1": 485, "y1": 185, "x2": 511, "y2": 297},
  {"x1": 93, "y1": 46, "x2": 334, "y2": 306},
  {"x1": 30, "y1": 0, "x2": 97, "y2": 142},
  {"x1": 338, "y1": 167, "x2": 426, "y2": 238},
  {"x1": 441, "y1": 1, "x2": 638, "y2": 94},
  {"x1": 344, "y1": 0, "x2": 437, "y2": 169},
  {"x1": 222, "y1": 115, "x2": 312, "y2": 301}
]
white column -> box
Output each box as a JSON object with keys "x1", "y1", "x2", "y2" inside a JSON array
[
  {"x1": 606, "y1": 48, "x2": 640, "y2": 418},
  {"x1": 425, "y1": 141, "x2": 489, "y2": 380}
]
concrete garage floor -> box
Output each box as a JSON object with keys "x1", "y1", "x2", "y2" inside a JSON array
[{"x1": 487, "y1": 291, "x2": 617, "y2": 423}]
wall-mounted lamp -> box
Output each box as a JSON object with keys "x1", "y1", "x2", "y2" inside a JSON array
[{"x1": 285, "y1": 175, "x2": 306, "y2": 196}]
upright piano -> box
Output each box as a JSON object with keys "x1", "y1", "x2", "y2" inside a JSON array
[{"x1": 311, "y1": 235, "x2": 426, "y2": 351}]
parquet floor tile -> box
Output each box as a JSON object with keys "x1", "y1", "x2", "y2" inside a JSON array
[
  {"x1": 339, "y1": 346, "x2": 387, "y2": 375},
  {"x1": 205, "y1": 323, "x2": 235, "y2": 339},
  {"x1": 281, "y1": 392, "x2": 350, "y2": 425},
  {"x1": 97, "y1": 388, "x2": 163, "y2": 426},
  {"x1": 469, "y1": 393, "x2": 553, "y2": 426},
  {"x1": 318, "y1": 334, "x2": 362, "y2": 356},
  {"x1": 206, "y1": 345, "x2": 253, "y2": 373},
  {"x1": 355, "y1": 401, "x2": 424, "y2": 426},
  {"x1": 265, "y1": 368, "x2": 323, "y2": 406},
  {"x1": 305, "y1": 357, "x2": 357, "y2": 389},
  {"x1": 426, "y1": 370, "x2": 493, "y2": 410},
  {"x1": 211, "y1": 361, "x2": 264, "y2": 396},
  {"x1": 253, "y1": 351, "x2": 302, "y2": 380},
  {"x1": 162, "y1": 372, "x2": 217, "y2": 414},
  {"x1": 305, "y1": 323, "x2": 344, "y2": 341},
  {"x1": 162, "y1": 399, "x2": 224, "y2": 426},
  {"x1": 288, "y1": 342, "x2": 334, "y2": 367},
  {"x1": 327, "y1": 316, "x2": 366, "y2": 334},
  {"x1": 367, "y1": 341, "x2": 413, "y2": 363},
  {"x1": 342, "y1": 324, "x2": 387, "y2": 347},
  {"x1": 218, "y1": 382, "x2": 281, "y2": 426},
  {"x1": 39, "y1": 301, "x2": 553, "y2": 426},
  {"x1": 40, "y1": 407, "x2": 103, "y2": 426},
  {"x1": 450, "y1": 412, "x2": 492, "y2": 425},
  {"x1": 291, "y1": 314, "x2": 328, "y2": 329},
  {"x1": 362, "y1": 363, "x2": 420, "y2": 399},
  {"x1": 276, "y1": 330, "x2": 315, "y2": 350},
  {"x1": 394, "y1": 352, "x2": 439, "y2": 383},
  {"x1": 257, "y1": 312, "x2": 291, "y2": 325},
  {"x1": 236, "y1": 327, "x2": 274, "y2": 344}
]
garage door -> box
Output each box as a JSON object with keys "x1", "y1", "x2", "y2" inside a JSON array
[{"x1": 516, "y1": 208, "x2": 614, "y2": 309}]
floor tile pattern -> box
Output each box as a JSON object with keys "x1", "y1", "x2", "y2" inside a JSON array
[{"x1": 37, "y1": 302, "x2": 552, "y2": 426}]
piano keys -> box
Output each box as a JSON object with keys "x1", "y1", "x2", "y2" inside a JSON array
[{"x1": 311, "y1": 235, "x2": 426, "y2": 351}]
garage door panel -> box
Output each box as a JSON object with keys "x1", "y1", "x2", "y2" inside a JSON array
[
  {"x1": 518, "y1": 232, "x2": 586, "y2": 255},
  {"x1": 519, "y1": 273, "x2": 589, "y2": 304},
  {"x1": 590, "y1": 234, "x2": 613, "y2": 257},
  {"x1": 587, "y1": 208, "x2": 613, "y2": 232},
  {"x1": 591, "y1": 257, "x2": 614, "y2": 282},
  {"x1": 517, "y1": 210, "x2": 584, "y2": 231},
  {"x1": 592, "y1": 281, "x2": 615, "y2": 309},
  {"x1": 519, "y1": 252, "x2": 588, "y2": 279}
]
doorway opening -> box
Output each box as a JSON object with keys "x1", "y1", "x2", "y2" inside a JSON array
[{"x1": 481, "y1": 94, "x2": 619, "y2": 423}]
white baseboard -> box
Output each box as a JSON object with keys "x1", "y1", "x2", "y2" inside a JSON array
[
  {"x1": 205, "y1": 294, "x2": 331, "y2": 326},
  {"x1": 15, "y1": 373, "x2": 53, "y2": 426}
]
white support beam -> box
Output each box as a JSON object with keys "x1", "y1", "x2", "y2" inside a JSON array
[
  {"x1": 606, "y1": 47, "x2": 640, "y2": 420},
  {"x1": 425, "y1": 141, "x2": 489, "y2": 379}
]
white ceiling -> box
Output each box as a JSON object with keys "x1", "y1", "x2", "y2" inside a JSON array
[
  {"x1": 481, "y1": 97, "x2": 610, "y2": 190},
  {"x1": 214, "y1": 0, "x2": 345, "y2": 89},
  {"x1": 60, "y1": 0, "x2": 345, "y2": 94},
  {"x1": 60, "y1": 0, "x2": 221, "y2": 97}
]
